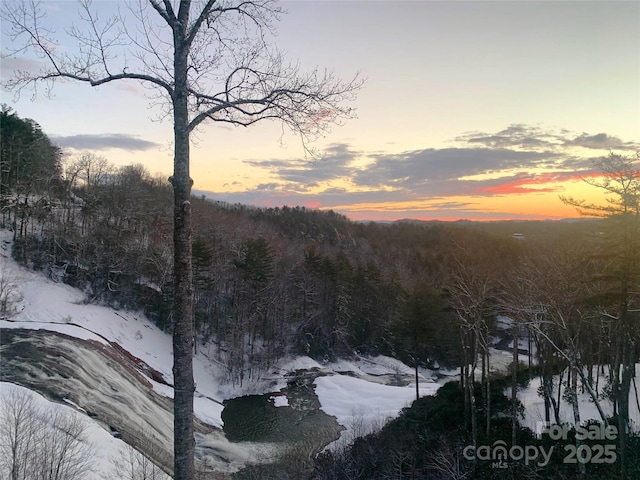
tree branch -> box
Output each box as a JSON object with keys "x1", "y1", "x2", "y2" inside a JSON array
[{"x1": 148, "y1": 0, "x2": 175, "y2": 27}]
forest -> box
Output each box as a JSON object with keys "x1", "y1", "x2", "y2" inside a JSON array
[{"x1": 1, "y1": 107, "x2": 639, "y2": 479}]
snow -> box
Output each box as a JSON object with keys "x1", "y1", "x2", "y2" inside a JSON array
[
  {"x1": 1, "y1": 319, "x2": 108, "y2": 344},
  {"x1": 516, "y1": 370, "x2": 640, "y2": 433},
  {"x1": 326, "y1": 354, "x2": 414, "y2": 378},
  {"x1": 193, "y1": 394, "x2": 225, "y2": 427},
  {"x1": 277, "y1": 355, "x2": 324, "y2": 372},
  {"x1": 0, "y1": 382, "x2": 171, "y2": 480},
  {"x1": 6, "y1": 224, "x2": 638, "y2": 475},
  {"x1": 270, "y1": 394, "x2": 289, "y2": 407},
  {"x1": 1, "y1": 228, "x2": 445, "y2": 473},
  {"x1": 315, "y1": 374, "x2": 440, "y2": 450},
  {"x1": 0, "y1": 231, "x2": 223, "y2": 429}
]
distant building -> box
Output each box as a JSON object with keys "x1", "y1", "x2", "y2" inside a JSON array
[{"x1": 511, "y1": 233, "x2": 525, "y2": 240}]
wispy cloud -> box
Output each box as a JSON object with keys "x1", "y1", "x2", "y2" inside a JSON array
[
  {"x1": 51, "y1": 133, "x2": 160, "y2": 151},
  {"x1": 455, "y1": 124, "x2": 567, "y2": 149},
  {"x1": 245, "y1": 143, "x2": 360, "y2": 186},
  {"x1": 563, "y1": 133, "x2": 639, "y2": 151},
  {"x1": 0, "y1": 56, "x2": 45, "y2": 80}
]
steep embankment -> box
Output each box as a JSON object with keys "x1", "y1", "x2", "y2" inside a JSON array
[
  {"x1": 0, "y1": 328, "x2": 244, "y2": 474},
  {"x1": 0, "y1": 231, "x2": 279, "y2": 476}
]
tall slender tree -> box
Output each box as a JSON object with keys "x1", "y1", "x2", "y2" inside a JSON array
[
  {"x1": 561, "y1": 151, "x2": 640, "y2": 478},
  {"x1": 1, "y1": 1, "x2": 361, "y2": 477}
]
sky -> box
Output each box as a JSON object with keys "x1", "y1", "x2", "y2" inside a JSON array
[{"x1": 1, "y1": 0, "x2": 639, "y2": 222}]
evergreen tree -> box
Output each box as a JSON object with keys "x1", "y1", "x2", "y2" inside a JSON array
[{"x1": 561, "y1": 151, "x2": 640, "y2": 478}]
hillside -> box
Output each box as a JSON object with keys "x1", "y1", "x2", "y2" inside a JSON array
[
  {"x1": 0, "y1": 230, "x2": 443, "y2": 477},
  {"x1": 2, "y1": 110, "x2": 639, "y2": 478}
]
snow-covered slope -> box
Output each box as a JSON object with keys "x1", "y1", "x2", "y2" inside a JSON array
[
  {"x1": 0, "y1": 235, "x2": 277, "y2": 475},
  {"x1": 0, "y1": 381, "x2": 172, "y2": 480},
  {"x1": 5, "y1": 223, "x2": 638, "y2": 479},
  {"x1": 0, "y1": 230, "x2": 442, "y2": 477}
]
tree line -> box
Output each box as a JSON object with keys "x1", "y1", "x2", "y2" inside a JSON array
[{"x1": 2, "y1": 109, "x2": 639, "y2": 478}]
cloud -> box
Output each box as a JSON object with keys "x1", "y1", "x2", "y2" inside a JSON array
[
  {"x1": 245, "y1": 143, "x2": 360, "y2": 185},
  {"x1": 458, "y1": 124, "x2": 640, "y2": 152},
  {"x1": 0, "y1": 56, "x2": 45, "y2": 80},
  {"x1": 456, "y1": 124, "x2": 566, "y2": 149},
  {"x1": 352, "y1": 148, "x2": 561, "y2": 190},
  {"x1": 51, "y1": 133, "x2": 160, "y2": 151},
  {"x1": 478, "y1": 170, "x2": 606, "y2": 195},
  {"x1": 199, "y1": 124, "x2": 638, "y2": 220},
  {"x1": 563, "y1": 133, "x2": 639, "y2": 151}
]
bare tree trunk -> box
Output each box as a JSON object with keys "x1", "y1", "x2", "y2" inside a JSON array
[
  {"x1": 617, "y1": 341, "x2": 632, "y2": 480},
  {"x1": 555, "y1": 368, "x2": 563, "y2": 424},
  {"x1": 537, "y1": 337, "x2": 552, "y2": 424},
  {"x1": 486, "y1": 350, "x2": 491, "y2": 438},
  {"x1": 470, "y1": 331, "x2": 479, "y2": 448},
  {"x1": 461, "y1": 334, "x2": 469, "y2": 431},
  {"x1": 569, "y1": 362, "x2": 586, "y2": 478},
  {"x1": 511, "y1": 324, "x2": 518, "y2": 447},
  {"x1": 413, "y1": 355, "x2": 420, "y2": 402},
  {"x1": 171, "y1": 31, "x2": 195, "y2": 480}
]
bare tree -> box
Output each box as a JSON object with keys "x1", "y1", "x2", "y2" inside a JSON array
[
  {"x1": 561, "y1": 151, "x2": 640, "y2": 478},
  {"x1": 33, "y1": 407, "x2": 96, "y2": 480},
  {"x1": 0, "y1": 386, "x2": 40, "y2": 480},
  {"x1": 0, "y1": 384, "x2": 96, "y2": 480},
  {"x1": 447, "y1": 242, "x2": 499, "y2": 449},
  {"x1": 0, "y1": 261, "x2": 21, "y2": 317},
  {"x1": 110, "y1": 440, "x2": 170, "y2": 480},
  {"x1": 1, "y1": 1, "x2": 362, "y2": 477},
  {"x1": 425, "y1": 439, "x2": 468, "y2": 480}
]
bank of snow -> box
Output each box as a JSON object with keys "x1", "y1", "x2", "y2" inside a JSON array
[
  {"x1": 315, "y1": 374, "x2": 440, "y2": 450},
  {"x1": 0, "y1": 231, "x2": 224, "y2": 428}
]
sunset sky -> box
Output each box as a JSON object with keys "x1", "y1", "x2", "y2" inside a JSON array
[{"x1": 2, "y1": 0, "x2": 639, "y2": 221}]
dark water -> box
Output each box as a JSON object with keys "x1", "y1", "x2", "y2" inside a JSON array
[
  {"x1": 222, "y1": 393, "x2": 295, "y2": 442},
  {"x1": 222, "y1": 371, "x2": 343, "y2": 478},
  {"x1": 222, "y1": 371, "x2": 341, "y2": 445}
]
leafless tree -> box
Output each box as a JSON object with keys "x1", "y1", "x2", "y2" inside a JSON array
[
  {"x1": 425, "y1": 439, "x2": 468, "y2": 480},
  {"x1": 33, "y1": 407, "x2": 96, "y2": 480},
  {"x1": 110, "y1": 439, "x2": 170, "y2": 480},
  {"x1": 447, "y1": 241, "x2": 499, "y2": 449},
  {"x1": 0, "y1": 261, "x2": 21, "y2": 317},
  {"x1": 1, "y1": 1, "x2": 362, "y2": 477},
  {"x1": 0, "y1": 384, "x2": 96, "y2": 480},
  {"x1": 561, "y1": 151, "x2": 640, "y2": 478},
  {"x1": 0, "y1": 386, "x2": 40, "y2": 480}
]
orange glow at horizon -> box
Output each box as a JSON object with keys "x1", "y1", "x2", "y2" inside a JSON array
[{"x1": 327, "y1": 177, "x2": 612, "y2": 222}]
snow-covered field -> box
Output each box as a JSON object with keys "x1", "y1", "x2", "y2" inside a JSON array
[
  {"x1": 0, "y1": 229, "x2": 443, "y2": 477},
  {"x1": 315, "y1": 374, "x2": 439, "y2": 450}
]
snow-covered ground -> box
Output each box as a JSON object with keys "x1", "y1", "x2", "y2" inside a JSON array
[
  {"x1": 0, "y1": 382, "x2": 172, "y2": 480},
  {"x1": 516, "y1": 372, "x2": 640, "y2": 433},
  {"x1": 4, "y1": 226, "x2": 638, "y2": 477},
  {"x1": 315, "y1": 374, "x2": 440, "y2": 450},
  {"x1": 0, "y1": 229, "x2": 443, "y2": 476}
]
